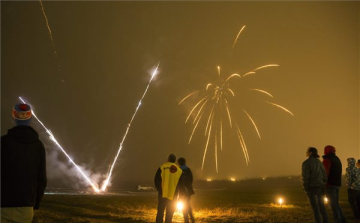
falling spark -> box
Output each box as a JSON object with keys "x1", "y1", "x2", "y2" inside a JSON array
[
  {"x1": 39, "y1": 0, "x2": 58, "y2": 58},
  {"x1": 242, "y1": 65, "x2": 279, "y2": 78},
  {"x1": 230, "y1": 25, "x2": 246, "y2": 56},
  {"x1": 179, "y1": 26, "x2": 293, "y2": 172},
  {"x1": 101, "y1": 62, "x2": 160, "y2": 192},
  {"x1": 19, "y1": 97, "x2": 100, "y2": 193},
  {"x1": 265, "y1": 101, "x2": 294, "y2": 116},
  {"x1": 249, "y1": 89, "x2": 274, "y2": 98},
  {"x1": 243, "y1": 110, "x2": 261, "y2": 139}
]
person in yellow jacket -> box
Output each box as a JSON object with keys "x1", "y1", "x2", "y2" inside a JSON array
[{"x1": 154, "y1": 154, "x2": 183, "y2": 223}]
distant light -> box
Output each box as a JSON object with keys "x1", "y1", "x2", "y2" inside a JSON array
[
  {"x1": 262, "y1": 177, "x2": 266, "y2": 180},
  {"x1": 278, "y1": 198, "x2": 284, "y2": 206},
  {"x1": 230, "y1": 178, "x2": 236, "y2": 182},
  {"x1": 324, "y1": 197, "x2": 328, "y2": 204},
  {"x1": 177, "y1": 201, "x2": 184, "y2": 212},
  {"x1": 206, "y1": 178, "x2": 212, "y2": 182}
]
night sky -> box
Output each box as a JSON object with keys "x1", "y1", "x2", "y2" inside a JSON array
[{"x1": 1, "y1": 1, "x2": 359, "y2": 190}]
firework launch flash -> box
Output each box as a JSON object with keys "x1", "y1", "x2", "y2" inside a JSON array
[
  {"x1": 179, "y1": 26, "x2": 293, "y2": 172},
  {"x1": 19, "y1": 97, "x2": 100, "y2": 192},
  {"x1": 101, "y1": 62, "x2": 160, "y2": 192}
]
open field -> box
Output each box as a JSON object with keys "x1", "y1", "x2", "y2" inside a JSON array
[{"x1": 33, "y1": 177, "x2": 359, "y2": 223}]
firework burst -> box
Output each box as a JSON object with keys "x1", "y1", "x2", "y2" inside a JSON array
[{"x1": 179, "y1": 26, "x2": 293, "y2": 172}]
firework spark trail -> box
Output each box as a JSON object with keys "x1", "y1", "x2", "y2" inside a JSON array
[
  {"x1": 19, "y1": 97, "x2": 100, "y2": 192},
  {"x1": 243, "y1": 110, "x2": 261, "y2": 139},
  {"x1": 39, "y1": 0, "x2": 58, "y2": 58},
  {"x1": 101, "y1": 62, "x2": 160, "y2": 192},
  {"x1": 236, "y1": 123, "x2": 250, "y2": 165},
  {"x1": 249, "y1": 89, "x2": 274, "y2": 98},
  {"x1": 265, "y1": 101, "x2": 294, "y2": 116},
  {"x1": 230, "y1": 25, "x2": 246, "y2": 56}
]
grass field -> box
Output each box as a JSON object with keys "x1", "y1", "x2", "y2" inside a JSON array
[{"x1": 33, "y1": 177, "x2": 360, "y2": 223}]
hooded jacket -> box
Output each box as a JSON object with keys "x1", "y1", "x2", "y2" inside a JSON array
[
  {"x1": 322, "y1": 145, "x2": 342, "y2": 187},
  {"x1": 346, "y1": 158, "x2": 360, "y2": 190},
  {"x1": 178, "y1": 164, "x2": 195, "y2": 197},
  {"x1": 154, "y1": 162, "x2": 182, "y2": 200},
  {"x1": 1, "y1": 125, "x2": 47, "y2": 208},
  {"x1": 302, "y1": 155, "x2": 327, "y2": 191}
]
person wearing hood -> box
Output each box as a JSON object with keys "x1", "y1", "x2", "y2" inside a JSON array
[
  {"x1": 346, "y1": 158, "x2": 360, "y2": 220},
  {"x1": 177, "y1": 157, "x2": 195, "y2": 223},
  {"x1": 1, "y1": 104, "x2": 47, "y2": 223},
  {"x1": 302, "y1": 147, "x2": 328, "y2": 223},
  {"x1": 154, "y1": 154, "x2": 183, "y2": 223},
  {"x1": 323, "y1": 145, "x2": 347, "y2": 223}
]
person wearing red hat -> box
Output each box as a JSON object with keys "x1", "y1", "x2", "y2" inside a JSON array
[
  {"x1": 322, "y1": 145, "x2": 347, "y2": 223},
  {"x1": 1, "y1": 104, "x2": 47, "y2": 223}
]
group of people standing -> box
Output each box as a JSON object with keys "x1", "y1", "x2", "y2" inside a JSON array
[
  {"x1": 154, "y1": 154, "x2": 195, "y2": 223},
  {"x1": 302, "y1": 145, "x2": 360, "y2": 223}
]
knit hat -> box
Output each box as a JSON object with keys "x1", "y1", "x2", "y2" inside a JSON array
[
  {"x1": 12, "y1": 103, "x2": 32, "y2": 126},
  {"x1": 324, "y1": 145, "x2": 336, "y2": 155}
]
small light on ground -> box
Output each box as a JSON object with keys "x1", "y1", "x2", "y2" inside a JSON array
[
  {"x1": 206, "y1": 178, "x2": 212, "y2": 182},
  {"x1": 324, "y1": 197, "x2": 328, "y2": 204},
  {"x1": 230, "y1": 178, "x2": 236, "y2": 182},
  {"x1": 278, "y1": 197, "x2": 284, "y2": 206},
  {"x1": 177, "y1": 201, "x2": 184, "y2": 212}
]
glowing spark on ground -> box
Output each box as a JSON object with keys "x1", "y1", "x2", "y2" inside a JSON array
[
  {"x1": 101, "y1": 62, "x2": 160, "y2": 192},
  {"x1": 177, "y1": 201, "x2": 184, "y2": 212},
  {"x1": 278, "y1": 198, "x2": 284, "y2": 206},
  {"x1": 39, "y1": 0, "x2": 58, "y2": 58},
  {"x1": 19, "y1": 97, "x2": 100, "y2": 193}
]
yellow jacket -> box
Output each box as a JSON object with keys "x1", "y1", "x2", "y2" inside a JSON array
[{"x1": 160, "y1": 162, "x2": 183, "y2": 200}]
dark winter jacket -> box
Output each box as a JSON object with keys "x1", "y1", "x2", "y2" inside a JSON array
[
  {"x1": 322, "y1": 146, "x2": 342, "y2": 187},
  {"x1": 1, "y1": 125, "x2": 47, "y2": 208},
  {"x1": 302, "y1": 155, "x2": 327, "y2": 191},
  {"x1": 178, "y1": 165, "x2": 195, "y2": 197}
]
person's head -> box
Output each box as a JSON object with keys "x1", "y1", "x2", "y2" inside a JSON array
[
  {"x1": 12, "y1": 103, "x2": 32, "y2": 126},
  {"x1": 167, "y1": 154, "x2": 176, "y2": 163},
  {"x1": 347, "y1": 158, "x2": 356, "y2": 167},
  {"x1": 356, "y1": 160, "x2": 360, "y2": 168},
  {"x1": 178, "y1": 157, "x2": 186, "y2": 166},
  {"x1": 306, "y1": 147, "x2": 319, "y2": 158},
  {"x1": 324, "y1": 145, "x2": 336, "y2": 155}
]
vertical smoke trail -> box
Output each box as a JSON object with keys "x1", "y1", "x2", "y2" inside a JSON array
[
  {"x1": 19, "y1": 97, "x2": 100, "y2": 192},
  {"x1": 101, "y1": 62, "x2": 160, "y2": 192}
]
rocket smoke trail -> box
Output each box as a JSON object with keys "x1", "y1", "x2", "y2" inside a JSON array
[
  {"x1": 101, "y1": 62, "x2": 160, "y2": 192},
  {"x1": 19, "y1": 97, "x2": 100, "y2": 192}
]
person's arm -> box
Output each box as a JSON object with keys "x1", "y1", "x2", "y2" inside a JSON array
[
  {"x1": 323, "y1": 159, "x2": 332, "y2": 177},
  {"x1": 319, "y1": 161, "x2": 328, "y2": 186},
  {"x1": 188, "y1": 169, "x2": 193, "y2": 184},
  {"x1": 345, "y1": 167, "x2": 352, "y2": 188},
  {"x1": 34, "y1": 142, "x2": 47, "y2": 210},
  {"x1": 301, "y1": 161, "x2": 310, "y2": 191},
  {"x1": 154, "y1": 168, "x2": 162, "y2": 192}
]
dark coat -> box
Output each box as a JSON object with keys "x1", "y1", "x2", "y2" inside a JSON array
[
  {"x1": 1, "y1": 125, "x2": 47, "y2": 208},
  {"x1": 323, "y1": 152, "x2": 342, "y2": 187},
  {"x1": 178, "y1": 166, "x2": 195, "y2": 197}
]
